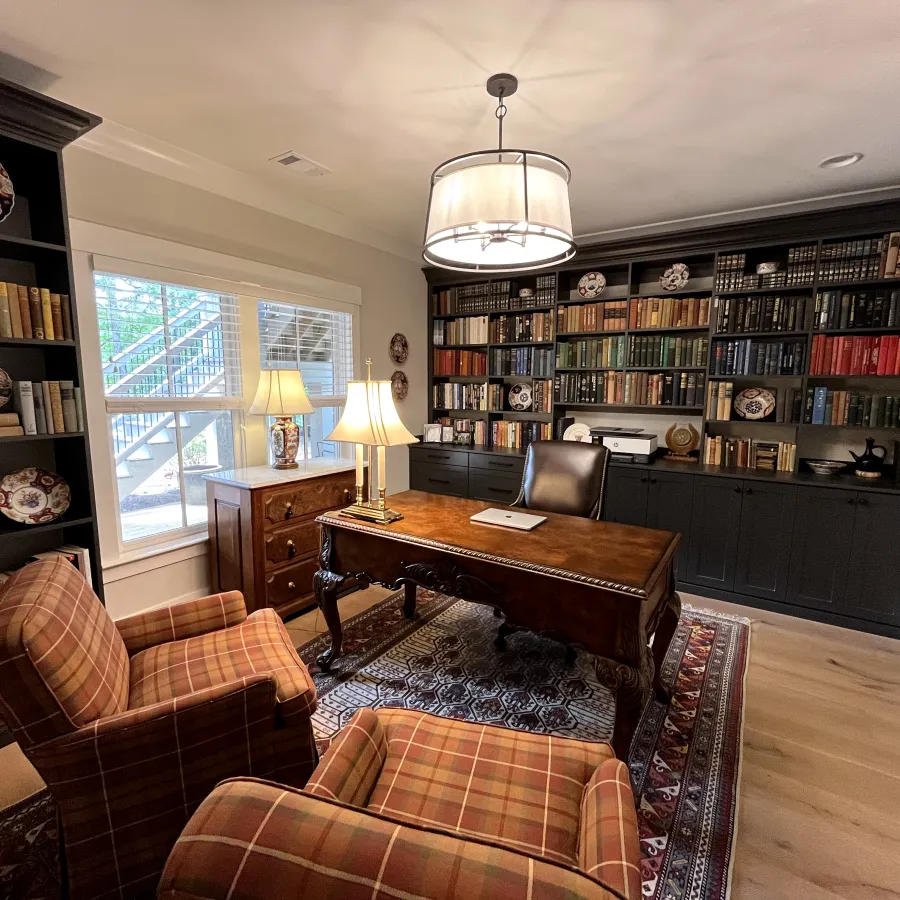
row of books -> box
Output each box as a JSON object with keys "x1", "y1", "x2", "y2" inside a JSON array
[
  {"x1": 433, "y1": 382, "x2": 488, "y2": 411},
  {"x1": 706, "y1": 382, "x2": 802, "y2": 423},
  {"x1": 714, "y1": 245, "x2": 817, "y2": 292},
  {"x1": 489, "y1": 347, "x2": 553, "y2": 377},
  {"x1": 711, "y1": 338, "x2": 806, "y2": 376},
  {"x1": 8, "y1": 380, "x2": 83, "y2": 435},
  {"x1": 714, "y1": 253, "x2": 748, "y2": 293},
  {"x1": 819, "y1": 234, "x2": 898, "y2": 283},
  {"x1": 433, "y1": 349, "x2": 487, "y2": 376},
  {"x1": 629, "y1": 334, "x2": 708, "y2": 368},
  {"x1": 433, "y1": 316, "x2": 488, "y2": 346},
  {"x1": 0, "y1": 545, "x2": 93, "y2": 588},
  {"x1": 490, "y1": 312, "x2": 553, "y2": 344},
  {"x1": 556, "y1": 336, "x2": 626, "y2": 370},
  {"x1": 554, "y1": 371, "x2": 705, "y2": 407},
  {"x1": 715, "y1": 294, "x2": 809, "y2": 334},
  {"x1": 703, "y1": 435, "x2": 796, "y2": 471},
  {"x1": 433, "y1": 417, "x2": 488, "y2": 446},
  {"x1": 804, "y1": 388, "x2": 900, "y2": 428},
  {"x1": 432, "y1": 280, "x2": 515, "y2": 315},
  {"x1": 813, "y1": 290, "x2": 900, "y2": 330},
  {"x1": 809, "y1": 334, "x2": 900, "y2": 376},
  {"x1": 533, "y1": 274, "x2": 558, "y2": 306},
  {"x1": 557, "y1": 300, "x2": 626, "y2": 334},
  {"x1": 630, "y1": 296, "x2": 710, "y2": 330},
  {"x1": 0, "y1": 283, "x2": 73, "y2": 341},
  {"x1": 491, "y1": 420, "x2": 552, "y2": 450}
]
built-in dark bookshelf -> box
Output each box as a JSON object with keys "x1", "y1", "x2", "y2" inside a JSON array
[{"x1": 0, "y1": 77, "x2": 103, "y2": 595}]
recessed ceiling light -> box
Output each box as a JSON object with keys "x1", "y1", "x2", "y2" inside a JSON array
[{"x1": 818, "y1": 152, "x2": 864, "y2": 169}]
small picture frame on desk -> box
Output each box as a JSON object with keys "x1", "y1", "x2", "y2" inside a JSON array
[
  {"x1": 453, "y1": 433, "x2": 472, "y2": 446},
  {"x1": 441, "y1": 425, "x2": 454, "y2": 443},
  {"x1": 423, "y1": 423, "x2": 442, "y2": 443}
]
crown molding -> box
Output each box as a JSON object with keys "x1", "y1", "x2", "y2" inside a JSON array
[{"x1": 71, "y1": 119, "x2": 421, "y2": 263}]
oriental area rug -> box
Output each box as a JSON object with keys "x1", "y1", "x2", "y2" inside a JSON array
[{"x1": 298, "y1": 590, "x2": 750, "y2": 900}]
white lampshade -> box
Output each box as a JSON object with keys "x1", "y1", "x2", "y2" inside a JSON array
[
  {"x1": 423, "y1": 150, "x2": 575, "y2": 273},
  {"x1": 326, "y1": 380, "x2": 417, "y2": 447},
  {"x1": 248, "y1": 369, "x2": 314, "y2": 416}
]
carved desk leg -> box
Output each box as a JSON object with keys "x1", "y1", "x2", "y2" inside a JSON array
[
  {"x1": 652, "y1": 592, "x2": 682, "y2": 703},
  {"x1": 314, "y1": 569, "x2": 346, "y2": 671},
  {"x1": 595, "y1": 651, "x2": 653, "y2": 761},
  {"x1": 402, "y1": 581, "x2": 417, "y2": 619}
]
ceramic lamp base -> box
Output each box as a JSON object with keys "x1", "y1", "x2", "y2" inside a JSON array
[{"x1": 270, "y1": 416, "x2": 300, "y2": 469}]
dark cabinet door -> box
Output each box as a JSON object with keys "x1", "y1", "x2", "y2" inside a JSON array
[
  {"x1": 602, "y1": 468, "x2": 649, "y2": 527},
  {"x1": 786, "y1": 487, "x2": 855, "y2": 613},
  {"x1": 645, "y1": 471, "x2": 694, "y2": 579},
  {"x1": 844, "y1": 493, "x2": 900, "y2": 626},
  {"x1": 733, "y1": 482, "x2": 796, "y2": 602},
  {"x1": 685, "y1": 476, "x2": 743, "y2": 591}
]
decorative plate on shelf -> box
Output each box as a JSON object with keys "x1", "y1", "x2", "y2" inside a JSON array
[
  {"x1": 665, "y1": 422, "x2": 700, "y2": 457},
  {"x1": 507, "y1": 383, "x2": 533, "y2": 411},
  {"x1": 733, "y1": 387, "x2": 776, "y2": 421},
  {"x1": 659, "y1": 262, "x2": 690, "y2": 291},
  {"x1": 577, "y1": 271, "x2": 606, "y2": 299},
  {"x1": 0, "y1": 162, "x2": 14, "y2": 223},
  {"x1": 389, "y1": 333, "x2": 409, "y2": 365},
  {"x1": 0, "y1": 367, "x2": 11, "y2": 410},
  {"x1": 0, "y1": 467, "x2": 71, "y2": 525},
  {"x1": 563, "y1": 422, "x2": 591, "y2": 442},
  {"x1": 390, "y1": 370, "x2": 408, "y2": 401}
]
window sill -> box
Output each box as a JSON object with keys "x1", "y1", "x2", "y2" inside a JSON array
[{"x1": 102, "y1": 533, "x2": 209, "y2": 583}]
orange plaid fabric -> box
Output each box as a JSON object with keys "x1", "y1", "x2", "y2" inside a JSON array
[
  {"x1": 159, "y1": 778, "x2": 627, "y2": 900},
  {"x1": 116, "y1": 590, "x2": 247, "y2": 654},
  {"x1": 0, "y1": 557, "x2": 129, "y2": 746}
]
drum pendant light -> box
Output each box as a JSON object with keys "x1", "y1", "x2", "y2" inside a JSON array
[{"x1": 423, "y1": 73, "x2": 576, "y2": 273}]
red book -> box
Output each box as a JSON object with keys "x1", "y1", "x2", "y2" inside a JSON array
[
  {"x1": 888, "y1": 335, "x2": 900, "y2": 375},
  {"x1": 840, "y1": 337, "x2": 852, "y2": 374},
  {"x1": 850, "y1": 338, "x2": 861, "y2": 375},
  {"x1": 811, "y1": 335, "x2": 822, "y2": 374}
]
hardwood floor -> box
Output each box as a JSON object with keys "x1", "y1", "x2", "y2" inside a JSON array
[{"x1": 1, "y1": 588, "x2": 898, "y2": 900}]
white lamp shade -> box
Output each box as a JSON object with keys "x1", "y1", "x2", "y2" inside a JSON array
[
  {"x1": 326, "y1": 380, "x2": 417, "y2": 447},
  {"x1": 424, "y1": 151, "x2": 575, "y2": 272},
  {"x1": 248, "y1": 369, "x2": 314, "y2": 416}
]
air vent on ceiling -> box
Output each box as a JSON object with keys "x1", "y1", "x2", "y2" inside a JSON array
[{"x1": 269, "y1": 150, "x2": 331, "y2": 177}]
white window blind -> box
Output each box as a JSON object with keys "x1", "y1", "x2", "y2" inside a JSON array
[{"x1": 258, "y1": 300, "x2": 353, "y2": 404}]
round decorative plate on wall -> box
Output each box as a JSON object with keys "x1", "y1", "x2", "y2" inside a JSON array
[
  {"x1": 391, "y1": 370, "x2": 408, "y2": 401},
  {"x1": 389, "y1": 333, "x2": 409, "y2": 365},
  {"x1": 563, "y1": 422, "x2": 591, "y2": 442},
  {"x1": 659, "y1": 262, "x2": 690, "y2": 291},
  {"x1": 0, "y1": 467, "x2": 71, "y2": 525},
  {"x1": 733, "y1": 387, "x2": 776, "y2": 420},
  {"x1": 507, "y1": 383, "x2": 533, "y2": 411},
  {"x1": 0, "y1": 162, "x2": 14, "y2": 223},
  {"x1": 577, "y1": 271, "x2": 606, "y2": 299},
  {"x1": 0, "y1": 368, "x2": 11, "y2": 410}
]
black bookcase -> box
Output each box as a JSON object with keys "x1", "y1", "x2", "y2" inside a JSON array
[{"x1": 0, "y1": 78, "x2": 103, "y2": 596}]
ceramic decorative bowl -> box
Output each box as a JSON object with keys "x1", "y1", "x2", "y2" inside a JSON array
[
  {"x1": 390, "y1": 370, "x2": 408, "y2": 401},
  {"x1": 389, "y1": 333, "x2": 409, "y2": 365},
  {"x1": 0, "y1": 467, "x2": 71, "y2": 524},
  {"x1": 0, "y1": 162, "x2": 14, "y2": 223},
  {"x1": 518, "y1": 288, "x2": 534, "y2": 299},
  {"x1": 805, "y1": 460, "x2": 846, "y2": 476},
  {"x1": 756, "y1": 261, "x2": 780, "y2": 275},
  {"x1": 577, "y1": 272, "x2": 606, "y2": 299},
  {"x1": 0, "y1": 367, "x2": 11, "y2": 410},
  {"x1": 660, "y1": 262, "x2": 690, "y2": 291},
  {"x1": 733, "y1": 387, "x2": 777, "y2": 420},
  {"x1": 508, "y1": 382, "x2": 533, "y2": 411}
]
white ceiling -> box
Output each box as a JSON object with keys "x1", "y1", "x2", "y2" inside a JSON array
[{"x1": 3, "y1": 0, "x2": 900, "y2": 258}]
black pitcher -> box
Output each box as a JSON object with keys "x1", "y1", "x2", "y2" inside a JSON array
[{"x1": 849, "y1": 438, "x2": 887, "y2": 479}]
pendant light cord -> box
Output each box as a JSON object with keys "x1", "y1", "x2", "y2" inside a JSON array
[{"x1": 495, "y1": 89, "x2": 507, "y2": 152}]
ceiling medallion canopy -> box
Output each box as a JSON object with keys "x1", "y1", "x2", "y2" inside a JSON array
[{"x1": 423, "y1": 73, "x2": 576, "y2": 273}]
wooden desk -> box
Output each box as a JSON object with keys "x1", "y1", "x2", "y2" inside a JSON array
[{"x1": 314, "y1": 490, "x2": 681, "y2": 758}]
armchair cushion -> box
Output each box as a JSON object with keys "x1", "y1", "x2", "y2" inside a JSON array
[
  {"x1": 116, "y1": 590, "x2": 247, "y2": 655},
  {"x1": 128, "y1": 607, "x2": 317, "y2": 724},
  {"x1": 159, "y1": 778, "x2": 627, "y2": 900}
]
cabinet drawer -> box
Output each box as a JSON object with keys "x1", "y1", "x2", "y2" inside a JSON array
[
  {"x1": 409, "y1": 445, "x2": 469, "y2": 468},
  {"x1": 469, "y1": 453, "x2": 525, "y2": 475},
  {"x1": 265, "y1": 557, "x2": 319, "y2": 610},
  {"x1": 262, "y1": 475, "x2": 354, "y2": 528},
  {"x1": 265, "y1": 519, "x2": 319, "y2": 568},
  {"x1": 410, "y1": 462, "x2": 468, "y2": 497},
  {"x1": 469, "y1": 470, "x2": 521, "y2": 504}
]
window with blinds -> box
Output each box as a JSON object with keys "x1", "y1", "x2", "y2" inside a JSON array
[{"x1": 258, "y1": 300, "x2": 353, "y2": 403}]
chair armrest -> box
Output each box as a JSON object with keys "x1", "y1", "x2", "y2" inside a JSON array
[
  {"x1": 115, "y1": 590, "x2": 247, "y2": 654},
  {"x1": 159, "y1": 778, "x2": 625, "y2": 900},
  {"x1": 577, "y1": 758, "x2": 641, "y2": 900},
  {"x1": 305, "y1": 707, "x2": 386, "y2": 805}
]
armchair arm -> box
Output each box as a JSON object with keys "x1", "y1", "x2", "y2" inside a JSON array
[
  {"x1": 115, "y1": 590, "x2": 247, "y2": 654},
  {"x1": 159, "y1": 778, "x2": 625, "y2": 900},
  {"x1": 305, "y1": 707, "x2": 386, "y2": 805}
]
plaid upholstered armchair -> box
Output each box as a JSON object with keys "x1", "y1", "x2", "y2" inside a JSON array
[
  {"x1": 0, "y1": 557, "x2": 319, "y2": 900},
  {"x1": 159, "y1": 708, "x2": 642, "y2": 900}
]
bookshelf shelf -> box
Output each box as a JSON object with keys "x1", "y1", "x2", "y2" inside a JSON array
[
  {"x1": 708, "y1": 373, "x2": 803, "y2": 379},
  {"x1": 815, "y1": 326, "x2": 900, "y2": 336},
  {"x1": 555, "y1": 367, "x2": 622, "y2": 372},
  {"x1": 628, "y1": 365, "x2": 707, "y2": 372},
  {"x1": 560, "y1": 403, "x2": 705, "y2": 413},
  {"x1": 0, "y1": 516, "x2": 94, "y2": 539},
  {"x1": 493, "y1": 340, "x2": 555, "y2": 348},
  {"x1": 0, "y1": 337, "x2": 76, "y2": 347},
  {"x1": 631, "y1": 289, "x2": 712, "y2": 299},
  {"x1": 713, "y1": 330, "x2": 808, "y2": 340},
  {"x1": 706, "y1": 419, "x2": 799, "y2": 427},
  {"x1": 558, "y1": 330, "x2": 626, "y2": 338},
  {"x1": 435, "y1": 343, "x2": 488, "y2": 350},
  {"x1": 630, "y1": 325, "x2": 709, "y2": 334},
  {"x1": 716, "y1": 285, "x2": 815, "y2": 296},
  {"x1": 0, "y1": 432, "x2": 85, "y2": 443},
  {"x1": 0, "y1": 233, "x2": 68, "y2": 253}
]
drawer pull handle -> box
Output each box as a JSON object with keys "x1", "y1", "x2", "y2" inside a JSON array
[
  {"x1": 426, "y1": 454, "x2": 449, "y2": 461},
  {"x1": 488, "y1": 486, "x2": 511, "y2": 493},
  {"x1": 858, "y1": 497, "x2": 869, "y2": 507},
  {"x1": 733, "y1": 485, "x2": 742, "y2": 493},
  {"x1": 287, "y1": 539, "x2": 296, "y2": 557},
  {"x1": 491, "y1": 461, "x2": 515, "y2": 468},
  {"x1": 285, "y1": 502, "x2": 293, "y2": 519},
  {"x1": 428, "y1": 478, "x2": 451, "y2": 485},
  {"x1": 287, "y1": 581, "x2": 296, "y2": 591}
]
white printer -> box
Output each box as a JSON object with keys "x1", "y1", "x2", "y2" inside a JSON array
[{"x1": 590, "y1": 427, "x2": 658, "y2": 464}]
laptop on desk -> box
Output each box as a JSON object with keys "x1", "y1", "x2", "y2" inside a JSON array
[{"x1": 470, "y1": 508, "x2": 547, "y2": 531}]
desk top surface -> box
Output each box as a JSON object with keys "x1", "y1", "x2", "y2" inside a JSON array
[{"x1": 318, "y1": 490, "x2": 679, "y2": 597}]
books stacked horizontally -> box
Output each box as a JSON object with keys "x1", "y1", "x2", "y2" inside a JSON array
[
  {"x1": 803, "y1": 388, "x2": 899, "y2": 428},
  {"x1": 490, "y1": 312, "x2": 553, "y2": 344},
  {"x1": 555, "y1": 370, "x2": 705, "y2": 407},
  {"x1": 490, "y1": 420, "x2": 551, "y2": 450},
  {"x1": 706, "y1": 381, "x2": 802, "y2": 423},
  {"x1": 12, "y1": 380, "x2": 83, "y2": 435},
  {"x1": 556, "y1": 336, "x2": 626, "y2": 369},
  {"x1": 703, "y1": 435, "x2": 796, "y2": 471},
  {"x1": 432, "y1": 349, "x2": 487, "y2": 376},
  {"x1": 489, "y1": 346, "x2": 553, "y2": 377},
  {"x1": 715, "y1": 294, "x2": 809, "y2": 334},
  {"x1": 629, "y1": 296, "x2": 710, "y2": 330},
  {"x1": 433, "y1": 382, "x2": 487, "y2": 411},
  {"x1": 0, "y1": 545, "x2": 93, "y2": 587},
  {"x1": 433, "y1": 316, "x2": 488, "y2": 346},
  {"x1": 432, "y1": 280, "x2": 514, "y2": 315},
  {"x1": 818, "y1": 234, "x2": 900, "y2": 284},
  {"x1": 711, "y1": 338, "x2": 806, "y2": 375},
  {"x1": 434, "y1": 417, "x2": 488, "y2": 446},
  {"x1": 557, "y1": 301, "x2": 626, "y2": 334},
  {"x1": 0, "y1": 283, "x2": 74, "y2": 341},
  {"x1": 628, "y1": 334, "x2": 707, "y2": 368},
  {"x1": 813, "y1": 289, "x2": 900, "y2": 330},
  {"x1": 809, "y1": 334, "x2": 900, "y2": 375}
]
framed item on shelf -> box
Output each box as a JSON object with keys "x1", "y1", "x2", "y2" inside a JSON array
[
  {"x1": 0, "y1": 161, "x2": 14, "y2": 223},
  {"x1": 423, "y1": 424, "x2": 442, "y2": 443},
  {"x1": 0, "y1": 467, "x2": 71, "y2": 525},
  {"x1": 659, "y1": 262, "x2": 690, "y2": 291},
  {"x1": 733, "y1": 387, "x2": 776, "y2": 421},
  {"x1": 577, "y1": 271, "x2": 606, "y2": 299},
  {"x1": 453, "y1": 433, "x2": 473, "y2": 446},
  {"x1": 389, "y1": 333, "x2": 409, "y2": 365},
  {"x1": 441, "y1": 426, "x2": 453, "y2": 442},
  {"x1": 391, "y1": 370, "x2": 408, "y2": 401}
]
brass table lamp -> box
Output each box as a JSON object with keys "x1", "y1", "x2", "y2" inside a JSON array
[{"x1": 249, "y1": 369, "x2": 314, "y2": 469}]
